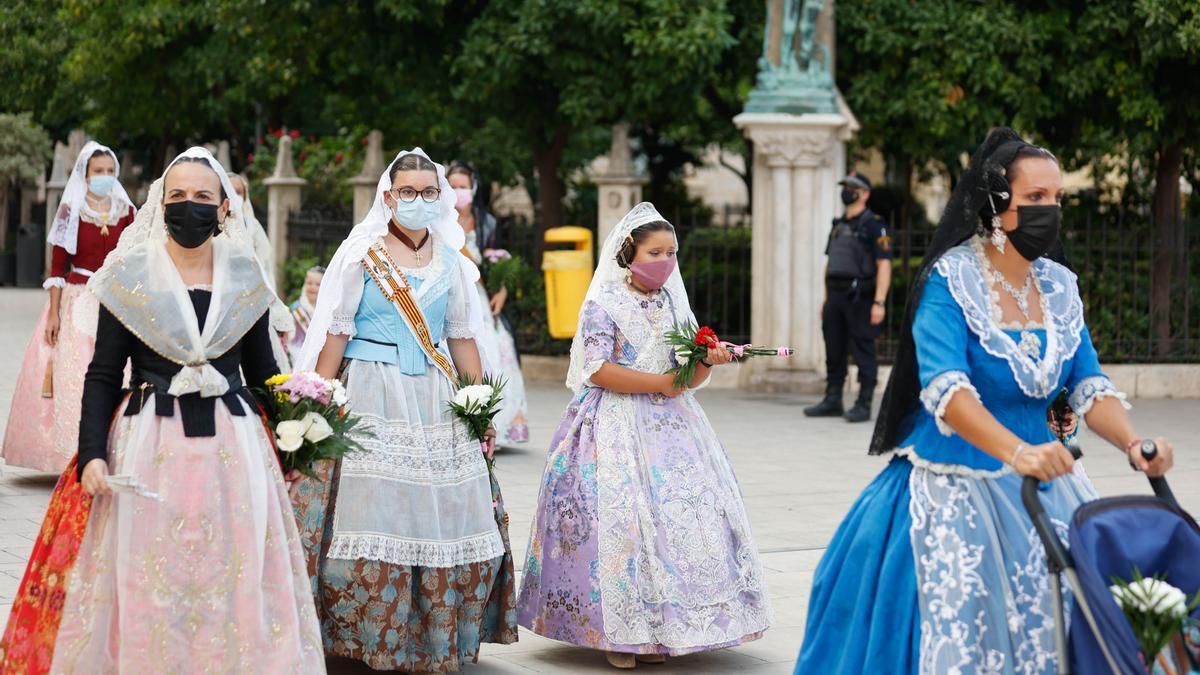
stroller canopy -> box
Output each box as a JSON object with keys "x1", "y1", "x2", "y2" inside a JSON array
[{"x1": 1068, "y1": 495, "x2": 1200, "y2": 674}]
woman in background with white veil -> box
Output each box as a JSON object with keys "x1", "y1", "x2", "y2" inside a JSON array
[
  {"x1": 290, "y1": 149, "x2": 517, "y2": 672},
  {"x1": 229, "y1": 172, "x2": 296, "y2": 367},
  {"x1": 2, "y1": 142, "x2": 136, "y2": 473},
  {"x1": 517, "y1": 202, "x2": 771, "y2": 669}
]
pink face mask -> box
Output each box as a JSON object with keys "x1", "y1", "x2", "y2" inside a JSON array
[
  {"x1": 628, "y1": 258, "x2": 677, "y2": 290},
  {"x1": 454, "y1": 188, "x2": 473, "y2": 209}
]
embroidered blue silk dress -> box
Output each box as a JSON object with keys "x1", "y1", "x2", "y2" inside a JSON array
[{"x1": 796, "y1": 241, "x2": 1127, "y2": 675}]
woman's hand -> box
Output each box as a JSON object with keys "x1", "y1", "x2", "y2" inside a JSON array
[
  {"x1": 1127, "y1": 437, "x2": 1174, "y2": 477},
  {"x1": 483, "y1": 425, "x2": 497, "y2": 458},
  {"x1": 490, "y1": 287, "x2": 508, "y2": 317},
  {"x1": 81, "y1": 458, "x2": 112, "y2": 496},
  {"x1": 284, "y1": 469, "x2": 302, "y2": 500},
  {"x1": 44, "y1": 313, "x2": 61, "y2": 347},
  {"x1": 658, "y1": 374, "x2": 686, "y2": 398},
  {"x1": 1048, "y1": 410, "x2": 1078, "y2": 440},
  {"x1": 1012, "y1": 441, "x2": 1076, "y2": 482},
  {"x1": 704, "y1": 345, "x2": 733, "y2": 366}
]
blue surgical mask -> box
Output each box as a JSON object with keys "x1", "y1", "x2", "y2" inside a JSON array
[
  {"x1": 89, "y1": 175, "x2": 116, "y2": 197},
  {"x1": 391, "y1": 197, "x2": 440, "y2": 231}
]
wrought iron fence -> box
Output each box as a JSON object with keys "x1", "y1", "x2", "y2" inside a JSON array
[
  {"x1": 874, "y1": 207, "x2": 1199, "y2": 364},
  {"x1": 286, "y1": 205, "x2": 354, "y2": 263}
]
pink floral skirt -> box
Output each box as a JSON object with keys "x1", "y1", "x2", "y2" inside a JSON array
[{"x1": 2, "y1": 285, "x2": 98, "y2": 473}]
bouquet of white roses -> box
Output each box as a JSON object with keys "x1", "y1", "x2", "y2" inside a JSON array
[
  {"x1": 259, "y1": 372, "x2": 367, "y2": 479},
  {"x1": 447, "y1": 375, "x2": 508, "y2": 525},
  {"x1": 1110, "y1": 568, "x2": 1200, "y2": 669}
]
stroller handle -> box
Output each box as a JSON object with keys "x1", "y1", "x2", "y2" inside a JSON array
[
  {"x1": 1020, "y1": 443, "x2": 1082, "y2": 574},
  {"x1": 1138, "y1": 440, "x2": 1180, "y2": 509}
]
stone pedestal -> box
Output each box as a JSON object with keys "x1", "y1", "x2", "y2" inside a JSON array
[
  {"x1": 733, "y1": 112, "x2": 854, "y2": 392},
  {"x1": 350, "y1": 130, "x2": 385, "y2": 223},
  {"x1": 593, "y1": 124, "x2": 647, "y2": 246},
  {"x1": 263, "y1": 136, "x2": 305, "y2": 290}
]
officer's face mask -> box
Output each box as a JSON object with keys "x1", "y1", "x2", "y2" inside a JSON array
[
  {"x1": 629, "y1": 258, "x2": 676, "y2": 291},
  {"x1": 840, "y1": 189, "x2": 860, "y2": 206},
  {"x1": 1008, "y1": 205, "x2": 1062, "y2": 261}
]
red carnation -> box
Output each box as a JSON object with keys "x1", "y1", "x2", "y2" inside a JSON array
[
  {"x1": 334, "y1": 151, "x2": 344, "y2": 163},
  {"x1": 694, "y1": 326, "x2": 719, "y2": 348},
  {"x1": 289, "y1": 129, "x2": 301, "y2": 138},
  {"x1": 246, "y1": 152, "x2": 255, "y2": 163},
  {"x1": 273, "y1": 129, "x2": 284, "y2": 138}
]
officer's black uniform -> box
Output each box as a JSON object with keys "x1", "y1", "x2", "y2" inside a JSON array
[{"x1": 805, "y1": 198, "x2": 892, "y2": 422}]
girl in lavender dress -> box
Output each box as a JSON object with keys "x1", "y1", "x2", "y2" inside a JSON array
[{"x1": 517, "y1": 202, "x2": 772, "y2": 669}]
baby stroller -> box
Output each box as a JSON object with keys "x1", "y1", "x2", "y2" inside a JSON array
[{"x1": 1024, "y1": 441, "x2": 1200, "y2": 674}]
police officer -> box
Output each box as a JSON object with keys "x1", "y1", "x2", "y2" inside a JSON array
[{"x1": 804, "y1": 171, "x2": 892, "y2": 423}]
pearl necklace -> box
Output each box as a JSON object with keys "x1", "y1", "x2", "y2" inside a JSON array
[{"x1": 975, "y1": 238, "x2": 1043, "y2": 360}]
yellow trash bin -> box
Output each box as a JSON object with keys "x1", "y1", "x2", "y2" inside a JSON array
[{"x1": 542, "y1": 226, "x2": 594, "y2": 339}]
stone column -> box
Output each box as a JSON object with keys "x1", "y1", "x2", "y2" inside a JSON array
[
  {"x1": 733, "y1": 111, "x2": 854, "y2": 392},
  {"x1": 215, "y1": 140, "x2": 232, "y2": 171},
  {"x1": 593, "y1": 123, "x2": 648, "y2": 246},
  {"x1": 349, "y1": 130, "x2": 385, "y2": 223},
  {"x1": 263, "y1": 136, "x2": 306, "y2": 290}
]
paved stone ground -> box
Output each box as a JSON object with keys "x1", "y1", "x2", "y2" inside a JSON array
[{"x1": 1, "y1": 286, "x2": 1196, "y2": 674}]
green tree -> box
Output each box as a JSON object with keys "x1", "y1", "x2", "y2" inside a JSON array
[
  {"x1": 0, "y1": 113, "x2": 52, "y2": 249},
  {"x1": 452, "y1": 0, "x2": 738, "y2": 252},
  {"x1": 1050, "y1": 0, "x2": 1200, "y2": 356}
]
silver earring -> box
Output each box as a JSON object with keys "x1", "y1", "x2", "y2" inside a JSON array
[{"x1": 990, "y1": 218, "x2": 1006, "y2": 253}]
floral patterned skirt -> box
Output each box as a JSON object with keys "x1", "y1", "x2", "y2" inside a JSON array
[
  {"x1": 517, "y1": 389, "x2": 771, "y2": 655},
  {"x1": 2, "y1": 285, "x2": 97, "y2": 473},
  {"x1": 0, "y1": 457, "x2": 91, "y2": 675},
  {"x1": 292, "y1": 458, "x2": 519, "y2": 672}
]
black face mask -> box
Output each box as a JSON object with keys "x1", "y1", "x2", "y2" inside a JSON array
[
  {"x1": 1007, "y1": 205, "x2": 1062, "y2": 261},
  {"x1": 164, "y1": 200, "x2": 219, "y2": 249},
  {"x1": 840, "y1": 189, "x2": 860, "y2": 206}
]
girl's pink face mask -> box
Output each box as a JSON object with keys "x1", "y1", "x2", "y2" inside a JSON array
[{"x1": 628, "y1": 258, "x2": 676, "y2": 290}]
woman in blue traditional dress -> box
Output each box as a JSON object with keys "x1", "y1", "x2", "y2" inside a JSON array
[
  {"x1": 794, "y1": 127, "x2": 1176, "y2": 675},
  {"x1": 289, "y1": 149, "x2": 517, "y2": 672}
]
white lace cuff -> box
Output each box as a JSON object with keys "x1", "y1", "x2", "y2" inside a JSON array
[
  {"x1": 582, "y1": 359, "x2": 607, "y2": 387},
  {"x1": 1069, "y1": 375, "x2": 1130, "y2": 416},
  {"x1": 329, "y1": 314, "x2": 356, "y2": 337},
  {"x1": 920, "y1": 370, "x2": 980, "y2": 436},
  {"x1": 43, "y1": 277, "x2": 66, "y2": 290},
  {"x1": 444, "y1": 320, "x2": 473, "y2": 339}
]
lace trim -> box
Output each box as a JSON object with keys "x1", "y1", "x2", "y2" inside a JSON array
[
  {"x1": 935, "y1": 242, "x2": 1084, "y2": 399},
  {"x1": 328, "y1": 314, "x2": 356, "y2": 336},
  {"x1": 1069, "y1": 375, "x2": 1130, "y2": 416},
  {"x1": 341, "y1": 414, "x2": 488, "y2": 486},
  {"x1": 43, "y1": 277, "x2": 66, "y2": 290},
  {"x1": 444, "y1": 319, "x2": 473, "y2": 339},
  {"x1": 326, "y1": 530, "x2": 505, "y2": 568},
  {"x1": 897, "y1": 446, "x2": 1013, "y2": 478},
  {"x1": 919, "y1": 370, "x2": 980, "y2": 436}
]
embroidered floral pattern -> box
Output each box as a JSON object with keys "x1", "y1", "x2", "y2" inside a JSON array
[
  {"x1": 919, "y1": 370, "x2": 981, "y2": 436},
  {"x1": 1068, "y1": 375, "x2": 1129, "y2": 416}
]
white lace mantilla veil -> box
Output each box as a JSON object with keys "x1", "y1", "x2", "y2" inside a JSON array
[
  {"x1": 294, "y1": 147, "x2": 487, "y2": 373},
  {"x1": 46, "y1": 140, "x2": 137, "y2": 257},
  {"x1": 564, "y1": 201, "x2": 693, "y2": 393},
  {"x1": 87, "y1": 147, "x2": 276, "y2": 398}
]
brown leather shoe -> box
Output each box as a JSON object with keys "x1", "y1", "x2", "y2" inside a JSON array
[{"x1": 606, "y1": 652, "x2": 637, "y2": 669}]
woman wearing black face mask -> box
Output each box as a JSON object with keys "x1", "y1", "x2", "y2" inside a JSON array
[
  {"x1": 793, "y1": 128, "x2": 1175, "y2": 674},
  {"x1": 3, "y1": 148, "x2": 324, "y2": 673}
]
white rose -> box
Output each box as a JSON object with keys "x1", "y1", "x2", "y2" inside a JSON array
[
  {"x1": 276, "y1": 419, "x2": 310, "y2": 453},
  {"x1": 302, "y1": 412, "x2": 334, "y2": 443},
  {"x1": 453, "y1": 384, "x2": 494, "y2": 410}
]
